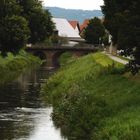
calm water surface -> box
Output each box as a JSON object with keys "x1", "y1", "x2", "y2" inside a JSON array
[{"x1": 0, "y1": 66, "x2": 67, "y2": 140}]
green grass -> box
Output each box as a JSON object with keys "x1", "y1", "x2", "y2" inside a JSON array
[
  {"x1": 42, "y1": 52, "x2": 140, "y2": 140},
  {"x1": 59, "y1": 52, "x2": 75, "y2": 66},
  {"x1": 0, "y1": 50, "x2": 41, "y2": 84}
]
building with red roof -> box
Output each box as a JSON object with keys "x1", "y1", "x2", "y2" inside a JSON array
[
  {"x1": 52, "y1": 18, "x2": 85, "y2": 43},
  {"x1": 80, "y1": 19, "x2": 90, "y2": 34},
  {"x1": 68, "y1": 20, "x2": 80, "y2": 34}
]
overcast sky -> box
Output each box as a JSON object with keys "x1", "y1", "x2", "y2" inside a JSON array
[{"x1": 42, "y1": 0, "x2": 104, "y2": 10}]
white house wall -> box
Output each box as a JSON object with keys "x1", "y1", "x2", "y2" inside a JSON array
[
  {"x1": 52, "y1": 18, "x2": 81, "y2": 38},
  {"x1": 75, "y1": 26, "x2": 80, "y2": 34}
]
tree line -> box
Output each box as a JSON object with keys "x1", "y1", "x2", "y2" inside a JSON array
[
  {"x1": 0, "y1": 0, "x2": 54, "y2": 56},
  {"x1": 102, "y1": 0, "x2": 140, "y2": 74},
  {"x1": 83, "y1": 0, "x2": 140, "y2": 74}
]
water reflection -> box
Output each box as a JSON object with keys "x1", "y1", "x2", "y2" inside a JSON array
[{"x1": 0, "y1": 66, "x2": 66, "y2": 140}]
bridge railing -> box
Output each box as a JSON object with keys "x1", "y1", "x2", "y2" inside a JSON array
[
  {"x1": 74, "y1": 42, "x2": 104, "y2": 50},
  {"x1": 26, "y1": 42, "x2": 104, "y2": 52}
]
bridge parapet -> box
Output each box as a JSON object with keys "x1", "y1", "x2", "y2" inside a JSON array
[
  {"x1": 26, "y1": 46, "x2": 98, "y2": 51},
  {"x1": 25, "y1": 45, "x2": 98, "y2": 68}
]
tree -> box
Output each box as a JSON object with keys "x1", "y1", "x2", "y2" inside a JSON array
[
  {"x1": 0, "y1": 0, "x2": 21, "y2": 18},
  {"x1": 17, "y1": 0, "x2": 54, "y2": 44},
  {"x1": 0, "y1": 16, "x2": 30, "y2": 56},
  {"x1": 27, "y1": 9, "x2": 54, "y2": 43},
  {"x1": 102, "y1": 0, "x2": 140, "y2": 74},
  {"x1": 0, "y1": 0, "x2": 29, "y2": 56},
  {"x1": 84, "y1": 17, "x2": 105, "y2": 45},
  {"x1": 0, "y1": 0, "x2": 54, "y2": 55},
  {"x1": 102, "y1": 32, "x2": 110, "y2": 46}
]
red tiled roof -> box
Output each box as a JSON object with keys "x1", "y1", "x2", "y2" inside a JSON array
[
  {"x1": 80, "y1": 19, "x2": 90, "y2": 32},
  {"x1": 68, "y1": 20, "x2": 79, "y2": 29}
]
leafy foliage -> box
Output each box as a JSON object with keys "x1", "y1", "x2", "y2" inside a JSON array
[
  {"x1": 0, "y1": 16, "x2": 30, "y2": 56},
  {"x1": 0, "y1": 0, "x2": 28, "y2": 56},
  {"x1": 102, "y1": 32, "x2": 110, "y2": 46},
  {"x1": 0, "y1": 0, "x2": 21, "y2": 18},
  {"x1": 0, "y1": 0, "x2": 54, "y2": 55},
  {"x1": 102, "y1": 0, "x2": 140, "y2": 73},
  {"x1": 18, "y1": 0, "x2": 54, "y2": 43},
  {"x1": 84, "y1": 17, "x2": 105, "y2": 45}
]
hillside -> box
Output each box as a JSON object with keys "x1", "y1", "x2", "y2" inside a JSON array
[{"x1": 46, "y1": 7, "x2": 103, "y2": 23}]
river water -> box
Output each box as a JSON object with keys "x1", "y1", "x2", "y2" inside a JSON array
[{"x1": 0, "y1": 66, "x2": 67, "y2": 140}]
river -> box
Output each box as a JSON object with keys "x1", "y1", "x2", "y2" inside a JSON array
[{"x1": 0, "y1": 66, "x2": 67, "y2": 140}]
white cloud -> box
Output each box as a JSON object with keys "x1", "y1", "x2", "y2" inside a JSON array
[{"x1": 42, "y1": 0, "x2": 104, "y2": 10}]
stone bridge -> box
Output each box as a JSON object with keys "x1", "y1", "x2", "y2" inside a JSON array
[{"x1": 26, "y1": 45, "x2": 98, "y2": 68}]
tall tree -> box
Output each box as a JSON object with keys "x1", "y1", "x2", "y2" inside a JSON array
[
  {"x1": 0, "y1": 16, "x2": 30, "y2": 56},
  {"x1": 0, "y1": 0, "x2": 29, "y2": 56},
  {"x1": 27, "y1": 9, "x2": 54, "y2": 43},
  {"x1": 0, "y1": 0, "x2": 54, "y2": 56},
  {"x1": 84, "y1": 17, "x2": 105, "y2": 45},
  {"x1": 102, "y1": 0, "x2": 140, "y2": 74},
  {"x1": 0, "y1": 0, "x2": 21, "y2": 18},
  {"x1": 17, "y1": 0, "x2": 54, "y2": 43}
]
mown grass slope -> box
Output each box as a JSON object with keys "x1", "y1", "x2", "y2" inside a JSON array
[{"x1": 42, "y1": 53, "x2": 140, "y2": 140}]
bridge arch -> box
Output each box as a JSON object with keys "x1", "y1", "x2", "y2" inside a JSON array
[
  {"x1": 52, "y1": 51, "x2": 66, "y2": 67},
  {"x1": 26, "y1": 46, "x2": 98, "y2": 68},
  {"x1": 52, "y1": 51, "x2": 89, "y2": 67},
  {"x1": 33, "y1": 51, "x2": 47, "y2": 60}
]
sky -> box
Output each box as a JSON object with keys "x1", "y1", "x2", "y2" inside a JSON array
[{"x1": 42, "y1": 0, "x2": 104, "y2": 10}]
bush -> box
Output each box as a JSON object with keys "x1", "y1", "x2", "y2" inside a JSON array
[{"x1": 0, "y1": 50, "x2": 41, "y2": 84}]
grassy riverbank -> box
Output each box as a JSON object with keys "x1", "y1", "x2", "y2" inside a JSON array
[
  {"x1": 42, "y1": 53, "x2": 140, "y2": 140},
  {"x1": 59, "y1": 52, "x2": 73, "y2": 66},
  {"x1": 0, "y1": 50, "x2": 41, "y2": 84}
]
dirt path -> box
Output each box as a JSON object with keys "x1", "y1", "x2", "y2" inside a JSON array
[{"x1": 104, "y1": 52, "x2": 128, "y2": 64}]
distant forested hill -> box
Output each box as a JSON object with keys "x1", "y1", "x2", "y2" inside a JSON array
[{"x1": 46, "y1": 7, "x2": 103, "y2": 23}]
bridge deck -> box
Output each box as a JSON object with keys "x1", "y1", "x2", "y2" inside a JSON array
[{"x1": 26, "y1": 46, "x2": 98, "y2": 51}]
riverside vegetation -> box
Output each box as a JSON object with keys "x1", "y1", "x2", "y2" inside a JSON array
[
  {"x1": 42, "y1": 53, "x2": 140, "y2": 140},
  {"x1": 0, "y1": 50, "x2": 41, "y2": 85}
]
